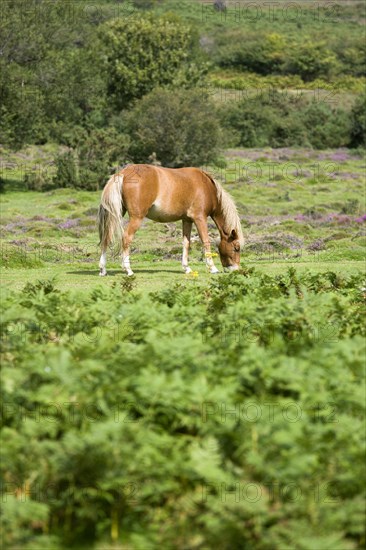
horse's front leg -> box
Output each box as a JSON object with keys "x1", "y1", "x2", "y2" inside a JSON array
[
  {"x1": 182, "y1": 220, "x2": 193, "y2": 274},
  {"x1": 121, "y1": 216, "x2": 143, "y2": 276},
  {"x1": 194, "y1": 217, "x2": 219, "y2": 274}
]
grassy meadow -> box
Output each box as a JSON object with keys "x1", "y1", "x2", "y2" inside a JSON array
[{"x1": 1, "y1": 146, "x2": 365, "y2": 292}]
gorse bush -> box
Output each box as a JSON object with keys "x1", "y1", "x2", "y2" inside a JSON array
[
  {"x1": 76, "y1": 128, "x2": 130, "y2": 191},
  {"x1": 24, "y1": 170, "x2": 54, "y2": 192},
  {"x1": 220, "y1": 91, "x2": 306, "y2": 147},
  {"x1": 1, "y1": 270, "x2": 365, "y2": 549}
]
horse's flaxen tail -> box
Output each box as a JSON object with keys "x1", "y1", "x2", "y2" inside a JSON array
[{"x1": 98, "y1": 174, "x2": 124, "y2": 253}]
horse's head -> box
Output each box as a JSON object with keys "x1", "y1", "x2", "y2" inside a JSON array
[{"x1": 218, "y1": 229, "x2": 241, "y2": 271}]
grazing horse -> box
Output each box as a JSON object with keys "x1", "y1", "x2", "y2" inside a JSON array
[{"x1": 98, "y1": 164, "x2": 244, "y2": 276}]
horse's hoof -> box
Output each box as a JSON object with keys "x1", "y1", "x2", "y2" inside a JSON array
[
  {"x1": 99, "y1": 270, "x2": 107, "y2": 276},
  {"x1": 126, "y1": 271, "x2": 135, "y2": 277},
  {"x1": 183, "y1": 267, "x2": 192, "y2": 274},
  {"x1": 210, "y1": 268, "x2": 220, "y2": 274}
]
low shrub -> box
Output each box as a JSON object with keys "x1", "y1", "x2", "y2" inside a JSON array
[
  {"x1": 53, "y1": 150, "x2": 79, "y2": 189},
  {"x1": 52, "y1": 128, "x2": 130, "y2": 191},
  {"x1": 24, "y1": 168, "x2": 54, "y2": 191}
]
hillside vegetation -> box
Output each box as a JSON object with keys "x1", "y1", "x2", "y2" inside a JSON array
[{"x1": 1, "y1": 1, "x2": 365, "y2": 549}]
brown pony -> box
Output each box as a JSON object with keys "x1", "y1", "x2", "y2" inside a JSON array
[{"x1": 98, "y1": 164, "x2": 244, "y2": 276}]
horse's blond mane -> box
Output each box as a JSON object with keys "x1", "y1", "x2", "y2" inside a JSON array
[{"x1": 206, "y1": 174, "x2": 244, "y2": 246}]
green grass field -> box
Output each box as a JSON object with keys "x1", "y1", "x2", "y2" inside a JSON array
[{"x1": 1, "y1": 147, "x2": 365, "y2": 293}]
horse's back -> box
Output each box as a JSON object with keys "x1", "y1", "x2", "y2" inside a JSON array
[{"x1": 120, "y1": 164, "x2": 217, "y2": 222}]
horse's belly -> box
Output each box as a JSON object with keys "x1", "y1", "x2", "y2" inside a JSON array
[{"x1": 146, "y1": 203, "x2": 182, "y2": 223}]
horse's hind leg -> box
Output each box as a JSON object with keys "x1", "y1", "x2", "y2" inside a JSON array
[
  {"x1": 99, "y1": 206, "x2": 126, "y2": 277},
  {"x1": 122, "y1": 216, "x2": 143, "y2": 276},
  {"x1": 182, "y1": 220, "x2": 192, "y2": 274},
  {"x1": 99, "y1": 249, "x2": 107, "y2": 276},
  {"x1": 194, "y1": 217, "x2": 219, "y2": 274}
]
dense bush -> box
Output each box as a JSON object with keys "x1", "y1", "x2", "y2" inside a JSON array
[
  {"x1": 1, "y1": 270, "x2": 365, "y2": 548},
  {"x1": 220, "y1": 91, "x2": 305, "y2": 147},
  {"x1": 76, "y1": 128, "x2": 130, "y2": 190},
  {"x1": 132, "y1": 0, "x2": 165, "y2": 8},
  {"x1": 52, "y1": 128, "x2": 130, "y2": 191},
  {"x1": 299, "y1": 101, "x2": 352, "y2": 148},
  {"x1": 53, "y1": 150, "x2": 79, "y2": 189},
  {"x1": 221, "y1": 92, "x2": 352, "y2": 148},
  {"x1": 125, "y1": 88, "x2": 224, "y2": 166},
  {"x1": 334, "y1": 36, "x2": 366, "y2": 78},
  {"x1": 282, "y1": 41, "x2": 340, "y2": 81},
  {"x1": 214, "y1": 30, "x2": 364, "y2": 81},
  {"x1": 216, "y1": 32, "x2": 287, "y2": 75},
  {"x1": 100, "y1": 14, "x2": 207, "y2": 110},
  {"x1": 24, "y1": 170, "x2": 54, "y2": 192},
  {"x1": 349, "y1": 94, "x2": 366, "y2": 148}
]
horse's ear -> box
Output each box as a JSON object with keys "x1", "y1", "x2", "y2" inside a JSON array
[{"x1": 230, "y1": 229, "x2": 238, "y2": 241}]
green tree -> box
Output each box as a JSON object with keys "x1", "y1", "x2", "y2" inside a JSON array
[
  {"x1": 0, "y1": 0, "x2": 108, "y2": 149},
  {"x1": 99, "y1": 14, "x2": 207, "y2": 110},
  {"x1": 125, "y1": 88, "x2": 223, "y2": 167}
]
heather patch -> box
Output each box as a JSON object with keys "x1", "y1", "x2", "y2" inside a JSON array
[
  {"x1": 1, "y1": 218, "x2": 29, "y2": 235},
  {"x1": 58, "y1": 218, "x2": 80, "y2": 230},
  {"x1": 295, "y1": 212, "x2": 361, "y2": 225},
  {"x1": 244, "y1": 232, "x2": 304, "y2": 256},
  {"x1": 307, "y1": 238, "x2": 327, "y2": 252}
]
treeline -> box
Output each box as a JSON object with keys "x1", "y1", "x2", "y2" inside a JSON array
[{"x1": 0, "y1": 1, "x2": 365, "y2": 190}]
